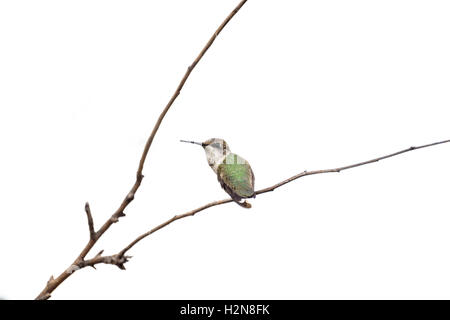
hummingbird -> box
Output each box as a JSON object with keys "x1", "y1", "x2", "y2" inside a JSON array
[{"x1": 181, "y1": 138, "x2": 255, "y2": 208}]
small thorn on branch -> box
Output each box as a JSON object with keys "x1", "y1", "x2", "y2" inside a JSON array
[
  {"x1": 136, "y1": 172, "x2": 144, "y2": 181},
  {"x1": 85, "y1": 202, "x2": 97, "y2": 240},
  {"x1": 111, "y1": 212, "x2": 125, "y2": 223},
  {"x1": 111, "y1": 211, "x2": 126, "y2": 223},
  {"x1": 95, "y1": 250, "x2": 104, "y2": 258}
]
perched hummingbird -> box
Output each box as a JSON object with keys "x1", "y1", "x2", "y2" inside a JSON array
[{"x1": 181, "y1": 138, "x2": 255, "y2": 208}]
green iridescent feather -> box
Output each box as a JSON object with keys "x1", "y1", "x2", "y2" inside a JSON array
[{"x1": 217, "y1": 153, "x2": 255, "y2": 199}]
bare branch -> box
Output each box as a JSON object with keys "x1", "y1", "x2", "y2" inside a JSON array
[
  {"x1": 34, "y1": 0, "x2": 449, "y2": 300},
  {"x1": 119, "y1": 199, "x2": 234, "y2": 256},
  {"x1": 35, "y1": 0, "x2": 248, "y2": 300},
  {"x1": 81, "y1": 139, "x2": 450, "y2": 270},
  {"x1": 256, "y1": 139, "x2": 450, "y2": 195}
]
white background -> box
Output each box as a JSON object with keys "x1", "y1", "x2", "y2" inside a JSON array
[{"x1": 0, "y1": 0, "x2": 449, "y2": 300}]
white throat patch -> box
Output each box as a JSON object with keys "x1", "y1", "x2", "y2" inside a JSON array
[{"x1": 204, "y1": 143, "x2": 230, "y2": 173}]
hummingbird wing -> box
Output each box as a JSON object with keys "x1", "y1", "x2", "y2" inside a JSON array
[{"x1": 217, "y1": 153, "x2": 255, "y2": 200}]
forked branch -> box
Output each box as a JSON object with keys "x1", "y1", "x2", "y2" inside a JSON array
[
  {"x1": 79, "y1": 138, "x2": 450, "y2": 270},
  {"x1": 35, "y1": 0, "x2": 249, "y2": 300},
  {"x1": 35, "y1": 0, "x2": 448, "y2": 300}
]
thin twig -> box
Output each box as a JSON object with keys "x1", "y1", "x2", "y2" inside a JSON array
[
  {"x1": 119, "y1": 199, "x2": 234, "y2": 256},
  {"x1": 35, "y1": 0, "x2": 248, "y2": 300},
  {"x1": 84, "y1": 202, "x2": 96, "y2": 241},
  {"x1": 256, "y1": 139, "x2": 450, "y2": 195},
  {"x1": 79, "y1": 139, "x2": 450, "y2": 270}
]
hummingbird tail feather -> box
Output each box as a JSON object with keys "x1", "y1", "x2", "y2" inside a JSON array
[{"x1": 236, "y1": 200, "x2": 252, "y2": 209}]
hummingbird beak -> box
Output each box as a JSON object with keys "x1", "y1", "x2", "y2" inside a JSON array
[{"x1": 180, "y1": 139, "x2": 204, "y2": 147}]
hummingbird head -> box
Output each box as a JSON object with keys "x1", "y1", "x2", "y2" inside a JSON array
[
  {"x1": 202, "y1": 138, "x2": 229, "y2": 153},
  {"x1": 181, "y1": 138, "x2": 230, "y2": 172}
]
